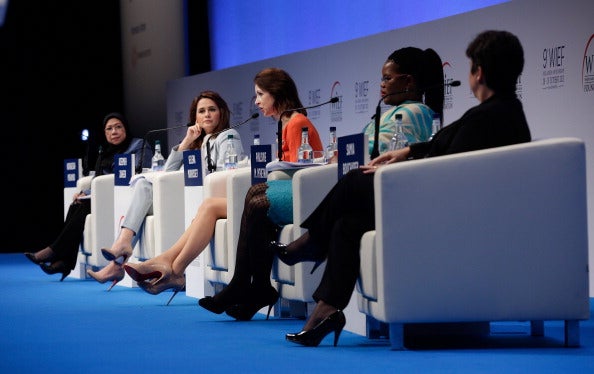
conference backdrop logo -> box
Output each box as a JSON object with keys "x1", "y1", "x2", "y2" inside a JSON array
[
  {"x1": 354, "y1": 79, "x2": 370, "y2": 115},
  {"x1": 232, "y1": 100, "x2": 245, "y2": 125},
  {"x1": 541, "y1": 43, "x2": 566, "y2": 90},
  {"x1": 442, "y1": 62, "x2": 456, "y2": 111},
  {"x1": 307, "y1": 88, "x2": 323, "y2": 120},
  {"x1": 330, "y1": 81, "x2": 343, "y2": 123},
  {"x1": 582, "y1": 34, "x2": 594, "y2": 93},
  {"x1": 516, "y1": 74, "x2": 524, "y2": 101}
]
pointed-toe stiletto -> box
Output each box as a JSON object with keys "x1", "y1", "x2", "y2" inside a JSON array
[
  {"x1": 137, "y1": 273, "x2": 186, "y2": 306},
  {"x1": 100, "y1": 246, "x2": 133, "y2": 264},
  {"x1": 198, "y1": 286, "x2": 250, "y2": 315},
  {"x1": 198, "y1": 296, "x2": 228, "y2": 314},
  {"x1": 286, "y1": 310, "x2": 346, "y2": 347},
  {"x1": 87, "y1": 262, "x2": 125, "y2": 291},
  {"x1": 123, "y1": 262, "x2": 166, "y2": 283},
  {"x1": 40, "y1": 261, "x2": 71, "y2": 282},
  {"x1": 24, "y1": 247, "x2": 55, "y2": 265},
  {"x1": 225, "y1": 286, "x2": 279, "y2": 321},
  {"x1": 24, "y1": 252, "x2": 42, "y2": 265},
  {"x1": 270, "y1": 241, "x2": 325, "y2": 274}
]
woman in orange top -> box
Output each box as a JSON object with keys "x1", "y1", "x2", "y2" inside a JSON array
[{"x1": 197, "y1": 68, "x2": 324, "y2": 319}]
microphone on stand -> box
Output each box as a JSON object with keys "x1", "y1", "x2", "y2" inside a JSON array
[
  {"x1": 206, "y1": 113, "x2": 260, "y2": 173},
  {"x1": 276, "y1": 97, "x2": 339, "y2": 160},
  {"x1": 370, "y1": 80, "x2": 461, "y2": 159},
  {"x1": 136, "y1": 122, "x2": 193, "y2": 174}
]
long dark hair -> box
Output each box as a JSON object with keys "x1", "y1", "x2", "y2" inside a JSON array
[
  {"x1": 388, "y1": 47, "x2": 444, "y2": 122},
  {"x1": 188, "y1": 90, "x2": 232, "y2": 148},
  {"x1": 254, "y1": 68, "x2": 306, "y2": 117}
]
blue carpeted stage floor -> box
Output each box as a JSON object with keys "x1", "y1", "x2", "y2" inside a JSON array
[{"x1": 1, "y1": 253, "x2": 592, "y2": 373}]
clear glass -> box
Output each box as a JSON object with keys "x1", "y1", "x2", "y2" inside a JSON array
[
  {"x1": 151, "y1": 140, "x2": 165, "y2": 171},
  {"x1": 389, "y1": 115, "x2": 408, "y2": 151},
  {"x1": 224, "y1": 134, "x2": 237, "y2": 170},
  {"x1": 430, "y1": 113, "x2": 441, "y2": 140},
  {"x1": 297, "y1": 127, "x2": 313, "y2": 163},
  {"x1": 326, "y1": 126, "x2": 337, "y2": 161}
]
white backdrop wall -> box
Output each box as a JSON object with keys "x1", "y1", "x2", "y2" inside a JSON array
[{"x1": 167, "y1": 0, "x2": 594, "y2": 295}]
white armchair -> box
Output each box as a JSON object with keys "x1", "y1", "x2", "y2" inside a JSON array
[
  {"x1": 271, "y1": 164, "x2": 338, "y2": 316},
  {"x1": 136, "y1": 170, "x2": 186, "y2": 260},
  {"x1": 357, "y1": 137, "x2": 590, "y2": 349},
  {"x1": 203, "y1": 168, "x2": 252, "y2": 294},
  {"x1": 77, "y1": 174, "x2": 115, "y2": 275}
]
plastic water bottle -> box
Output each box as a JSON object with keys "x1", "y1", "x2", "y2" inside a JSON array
[
  {"x1": 253, "y1": 134, "x2": 261, "y2": 145},
  {"x1": 297, "y1": 126, "x2": 313, "y2": 163},
  {"x1": 224, "y1": 134, "x2": 238, "y2": 170},
  {"x1": 326, "y1": 126, "x2": 337, "y2": 161},
  {"x1": 430, "y1": 113, "x2": 441, "y2": 140},
  {"x1": 151, "y1": 140, "x2": 165, "y2": 171},
  {"x1": 389, "y1": 114, "x2": 408, "y2": 151}
]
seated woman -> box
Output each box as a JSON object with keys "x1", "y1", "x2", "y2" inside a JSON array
[
  {"x1": 123, "y1": 68, "x2": 322, "y2": 306},
  {"x1": 275, "y1": 30, "x2": 532, "y2": 347},
  {"x1": 86, "y1": 91, "x2": 242, "y2": 290},
  {"x1": 24, "y1": 112, "x2": 152, "y2": 281},
  {"x1": 196, "y1": 47, "x2": 445, "y2": 322}
]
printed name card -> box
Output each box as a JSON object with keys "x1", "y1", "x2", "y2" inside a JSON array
[
  {"x1": 251, "y1": 144, "x2": 272, "y2": 185},
  {"x1": 337, "y1": 133, "x2": 369, "y2": 179},
  {"x1": 63, "y1": 158, "x2": 81, "y2": 188},
  {"x1": 114, "y1": 153, "x2": 134, "y2": 186},
  {"x1": 183, "y1": 149, "x2": 203, "y2": 186}
]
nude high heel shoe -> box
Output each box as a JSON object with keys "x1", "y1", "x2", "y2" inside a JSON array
[
  {"x1": 100, "y1": 246, "x2": 133, "y2": 265},
  {"x1": 123, "y1": 262, "x2": 168, "y2": 283},
  {"x1": 135, "y1": 266, "x2": 186, "y2": 306},
  {"x1": 86, "y1": 262, "x2": 125, "y2": 291}
]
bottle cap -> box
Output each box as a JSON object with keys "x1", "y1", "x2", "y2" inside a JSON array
[{"x1": 330, "y1": 126, "x2": 336, "y2": 131}]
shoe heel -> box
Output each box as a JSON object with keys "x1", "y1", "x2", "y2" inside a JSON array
[
  {"x1": 310, "y1": 260, "x2": 323, "y2": 274},
  {"x1": 333, "y1": 327, "x2": 343, "y2": 347},
  {"x1": 106, "y1": 278, "x2": 120, "y2": 292},
  {"x1": 165, "y1": 286, "x2": 185, "y2": 306},
  {"x1": 59, "y1": 271, "x2": 70, "y2": 282},
  {"x1": 265, "y1": 303, "x2": 274, "y2": 320}
]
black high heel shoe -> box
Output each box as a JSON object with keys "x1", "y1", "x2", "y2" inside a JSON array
[
  {"x1": 286, "y1": 310, "x2": 346, "y2": 347},
  {"x1": 24, "y1": 247, "x2": 55, "y2": 265},
  {"x1": 40, "y1": 261, "x2": 71, "y2": 282},
  {"x1": 225, "y1": 287, "x2": 279, "y2": 321},
  {"x1": 198, "y1": 286, "x2": 249, "y2": 315},
  {"x1": 270, "y1": 241, "x2": 325, "y2": 274}
]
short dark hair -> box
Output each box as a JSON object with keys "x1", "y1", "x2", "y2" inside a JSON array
[{"x1": 466, "y1": 30, "x2": 524, "y2": 95}]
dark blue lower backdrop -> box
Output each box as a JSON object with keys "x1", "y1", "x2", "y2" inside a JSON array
[{"x1": 1, "y1": 253, "x2": 592, "y2": 373}]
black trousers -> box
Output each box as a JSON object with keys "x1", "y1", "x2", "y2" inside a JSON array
[
  {"x1": 301, "y1": 168, "x2": 376, "y2": 310},
  {"x1": 50, "y1": 199, "x2": 90, "y2": 270}
]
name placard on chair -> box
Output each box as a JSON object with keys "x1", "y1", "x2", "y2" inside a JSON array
[
  {"x1": 63, "y1": 158, "x2": 81, "y2": 188},
  {"x1": 337, "y1": 133, "x2": 369, "y2": 179},
  {"x1": 251, "y1": 144, "x2": 272, "y2": 185},
  {"x1": 183, "y1": 149, "x2": 203, "y2": 186},
  {"x1": 114, "y1": 154, "x2": 134, "y2": 186}
]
